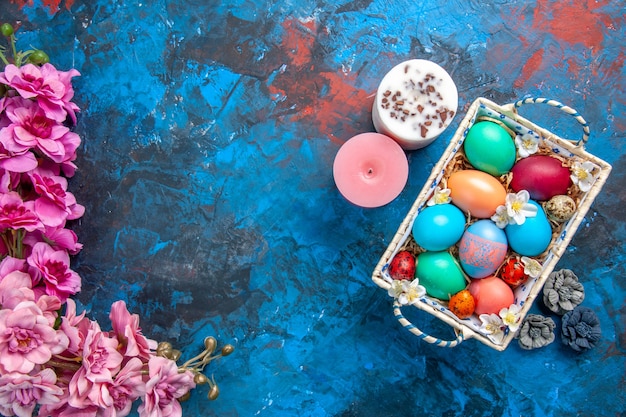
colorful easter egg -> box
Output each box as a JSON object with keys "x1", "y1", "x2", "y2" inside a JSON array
[
  {"x1": 500, "y1": 257, "x2": 529, "y2": 287},
  {"x1": 458, "y1": 220, "x2": 508, "y2": 278},
  {"x1": 510, "y1": 155, "x2": 572, "y2": 201},
  {"x1": 448, "y1": 289, "x2": 476, "y2": 319},
  {"x1": 545, "y1": 195, "x2": 576, "y2": 223},
  {"x1": 468, "y1": 276, "x2": 515, "y2": 315},
  {"x1": 412, "y1": 204, "x2": 466, "y2": 251},
  {"x1": 388, "y1": 250, "x2": 416, "y2": 280},
  {"x1": 416, "y1": 251, "x2": 466, "y2": 300},
  {"x1": 464, "y1": 121, "x2": 516, "y2": 176},
  {"x1": 505, "y1": 200, "x2": 552, "y2": 257},
  {"x1": 448, "y1": 170, "x2": 507, "y2": 218}
]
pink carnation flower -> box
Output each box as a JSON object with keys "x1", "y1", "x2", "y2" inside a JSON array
[
  {"x1": 77, "y1": 357, "x2": 145, "y2": 417},
  {"x1": 0, "y1": 270, "x2": 34, "y2": 309},
  {"x1": 0, "y1": 191, "x2": 43, "y2": 232},
  {"x1": 24, "y1": 225, "x2": 83, "y2": 255},
  {"x1": 0, "y1": 140, "x2": 38, "y2": 173},
  {"x1": 0, "y1": 168, "x2": 21, "y2": 193},
  {"x1": 138, "y1": 356, "x2": 196, "y2": 417},
  {"x1": 78, "y1": 323, "x2": 124, "y2": 384},
  {"x1": 0, "y1": 368, "x2": 64, "y2": 417},
  {"x1": 36, "y1": 148, "x2": 78, "y2": 178},
  {"x1": 38, "y1": 393, "x2": 99, "y2": 417},
  {"x1": 0, "y1": 271, "x2": 61, "y2": 324},
  {"x1": 59, "y1": 298, "x2": 90, "y2": 355},
  {"x1": 0, "y1": 300, "x2": 69, "y2": 373},
  {"x1": 104, "y1": 357, "x2": 146, "y2": 417},
  {"x1": 110, "y1": 300, "x2": 158, "y2": 360},
  {"x1": 36, "y1": 293, "x2": 63, "y2": 325},
  {"x1": 27, "y1": 241, "x2": 81, "y2": 302},
  {"x1": 0, "y1": 63, "x2": 80, "y2": 123},
  {"x1": 0, "y1": 256, "x2": 63, "y2": 316},
  {"x1": 29, "y1": 170, "x2": 85, "y2": 228},
  {"x1": 0, "y1": 254, "x2": 28, "y2": 276},
  {"x1": 68, "y1": 324, "x2": 124, "y2": 410},
  {"x1": 0, "y1": 96, "x2": 81, "y2": 164}
]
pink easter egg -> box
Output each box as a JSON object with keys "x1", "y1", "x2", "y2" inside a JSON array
[{"x1": 468, "y1": 276, "x2": 515, "y2": 315}]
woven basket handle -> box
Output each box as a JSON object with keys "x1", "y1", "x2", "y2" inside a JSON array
[
  {"x1": 393, "y1": 301, "x2": 465, "y2": 347},
  {"x1": 512, "y1": 97, "x2": 590, "y2": 146}
]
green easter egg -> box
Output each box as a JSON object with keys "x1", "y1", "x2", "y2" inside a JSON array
[
  {"x1": 416, "y1": 251, "x2": 466, "y2": 300},
  {"x1": 464, "y1": 121, "x2": 516, "y2": 176}
]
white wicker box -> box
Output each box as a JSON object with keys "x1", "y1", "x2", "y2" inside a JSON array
[{"x1": 372, "y1": 97, "x2": 612, "y2": 351}]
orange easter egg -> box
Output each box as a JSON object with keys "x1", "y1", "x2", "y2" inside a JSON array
[
  {"x1": 448, "y1": 170, "x2": 507, "y2": 218},
  {"x1": 448, "y1": 289, "x2": 476, "y2": 319}
]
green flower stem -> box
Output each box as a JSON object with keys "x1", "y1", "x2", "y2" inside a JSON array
[
  {"x1": 0, "y1": 49, "x2": 9, "y2": 66},
  {"x1": 0, "y1": 232, "x2": 11, "y2": 256},
  {"x1": 14, "y1": 229, "x2": 24, "y2": 259},
  {"x1": 1, "y1": 229, "x2": 26, "y2": 259},
  {"x1": 0, "y1": 229, "x2": 24, "y2": 259},
  {"x1": 9, "y1": 35, "x2": 17, "y2": 65},
  {"x1": 46, "y1": 359, "x2": 82, "y2": 372}
]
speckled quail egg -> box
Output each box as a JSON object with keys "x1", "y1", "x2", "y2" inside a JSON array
[{"x1": 544, "y1": 195, "x2": 576, "y2": 223}]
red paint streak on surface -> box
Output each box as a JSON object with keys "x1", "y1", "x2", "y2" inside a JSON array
[
  {"x1": 281, "y1": 18, "x2": 316, "y2": 69},
  {"x1": 315, "y1": 72, "x2": 373, "y2": 141},
  {"x1": 531, "y1": 0, "x2": 608, "y2": 50},
  {"x1": 11, "y1": 0, "x2": 74, "y2": 14},
  {"x1": 508, "y1": 0, "x2": 615, "y2": 88},
  {"x1": 564, "y1": 57, "x2": 581, "y2": 77},
  {"x1": 514, "y1": 48, "x2": 544, "y2": 89},
  {"x1": 269, "y1": 17, "x2": 372, "y2": 143}
]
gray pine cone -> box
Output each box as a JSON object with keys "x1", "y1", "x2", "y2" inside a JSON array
[
  {"x1": 517, "y1": 314, "x2": 556, "y2": 350},
  {"x1": 561, "y1": 306, "x2": 601, "y2": 352},
  {"x1": 542, "y1": 269, "x2": 585, "y2": 315}
]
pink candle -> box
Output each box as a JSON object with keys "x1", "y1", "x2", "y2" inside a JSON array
[{"x1": 333, "y1": 132, "x2": 409, "y2": 208}]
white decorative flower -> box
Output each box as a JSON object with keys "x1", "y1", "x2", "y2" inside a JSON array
[
  {"x1": 479, "y1": 313, "x2": 505, "y2": 344},
  {"x1": 387, "y1": 280, "x2": 404, "y2": 299},
  {"x1": 491, "y1": 205, "x2": 510, "y2": 229},
  {"x1": 398, "y1": 278, "x2": 426, "y2": 305},
  {"x1": 505, "y1": 190, "x2": 538, "y2": 225},
  {"x1": 570, "y1": 161, "x2": 598, "y2": 192},
  {"x1": 388, "y1": 278, "x2": 426, "y2": 305},
  {"x1": 521, "y1": 256, "x2": 542, "y2": 278},
  {"x1": 427, "y1": 187, "x2": 451, "y2": 206},
  {"x1": 499, "y1": 304, "x2": 523, "y2": 332},
  {"x1": 515, "y1": 132, "x2": 540, "y2": 158}
]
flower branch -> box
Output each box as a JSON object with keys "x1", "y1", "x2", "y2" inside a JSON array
[{"x1": 0, "y1": 23, "x2": 232, "y2": 417}]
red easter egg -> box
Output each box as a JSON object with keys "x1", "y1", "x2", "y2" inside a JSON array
[
  {"x1": 468, "y1": 276, "x2": 515, "y2": 315},
  {"x1": 448, "y1": 289, "x2": 476, "y2": 319},
  {"x1": 388, "y1": 250, "x2": 416, "y2": 280},
  {"x1": 510, "y1": 155, "x2": 572, "y2": 201},
  {"x1": 501, "y1": 258, "x2": 529, "y2": 287}
]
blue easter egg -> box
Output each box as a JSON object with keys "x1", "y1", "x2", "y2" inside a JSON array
[
  {"x1": 505, "y1": 200, "x2": 553, "y2": 256},
  {"x1": 412, "y1": 204, "x2": 466, "y2": 251},
  {"x1": 458, "y1": 219, "x2": 508, "y2": 278}
]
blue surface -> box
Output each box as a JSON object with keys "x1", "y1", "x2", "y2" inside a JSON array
[{"x1": 4, "y1": 1, "x2": 625, "y2": 416}]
